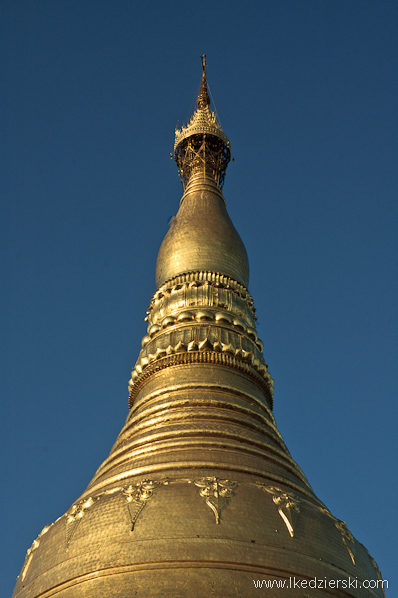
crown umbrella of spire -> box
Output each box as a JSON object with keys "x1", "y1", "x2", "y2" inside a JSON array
[{"x1": 174, "y1": 55, "x2": 231, "y2": 190}]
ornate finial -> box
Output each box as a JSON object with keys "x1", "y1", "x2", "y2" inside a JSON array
[
  {"x1": 174, "y1": 57, "x2": 231, "y2": 189},
  {"x1": 197, "y1": 55, "x2": 210, "y2": 109}
]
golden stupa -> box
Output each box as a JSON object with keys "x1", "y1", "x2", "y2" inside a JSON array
[{"x1": 13, "y1": 57, "x2": 385, "y2": 598}]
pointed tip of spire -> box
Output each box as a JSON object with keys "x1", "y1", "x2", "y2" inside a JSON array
[
  {"x1": 201, "y1": 54, "x2": 207, "y2": 76},
  {"x1": 197, "y1": 54, "x2": 210, "y2": 109}
]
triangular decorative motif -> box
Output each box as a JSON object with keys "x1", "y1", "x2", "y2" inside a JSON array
[
  {"x1": 194, "y1": 477, "x2": 237, "y2": 524},
  {"x1": 263, "y1": 486, "x2": 301, "y2": 537},
  {"x1": 65, "y1": 497, "x2": 96, "y2": 547},
  {"x1": 122, "y1": 480, "x2": 160, "y2": 531}
]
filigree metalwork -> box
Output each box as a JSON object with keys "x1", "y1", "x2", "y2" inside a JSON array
[
  {"x1": 194, "y1": 477, "x2": 237, "y2": 524},
  {"x1": 122, "y1": 480, "x2": 160, "y2": 531},
  {"x1": 263, "y1": 486, "x2": 300, "y2": 537},
  {"x1": 174, "y1": 134, "x2": 230, "y2": 191}
]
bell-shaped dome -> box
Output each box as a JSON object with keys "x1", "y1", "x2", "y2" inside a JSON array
[{"x1": 155, "y1": 170, "x2": 249, "y2": 288}]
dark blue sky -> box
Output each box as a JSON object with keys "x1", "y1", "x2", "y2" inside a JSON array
[{"x1": 2, "y1": 1, "x2": 397, "y2": 595}]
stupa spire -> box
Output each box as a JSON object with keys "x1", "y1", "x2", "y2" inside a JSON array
[{"x1": 12, "y1": 58, "x2": 385, "y2": 598}]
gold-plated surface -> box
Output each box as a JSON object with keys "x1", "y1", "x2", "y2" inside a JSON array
[
  {"x1": 13, "y1": 59, "x2": 385, "y2": 598},
  {"x1": 14, "y1": 476, "x2": 384, "y2": 597},
  {"x1": 155, "y1": 171, "x2": 250, "y2": 289}
]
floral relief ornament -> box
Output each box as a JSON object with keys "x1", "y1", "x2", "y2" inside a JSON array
[
  {"x1": 122, "y1": 479, "x2": 160, "y2": 531},
  {"x1": 66, "y1": 496, "x2": 98, "y2": 546},
  {"x1": 194, "y1": 477, "x2": 237, "y2": 524}
]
